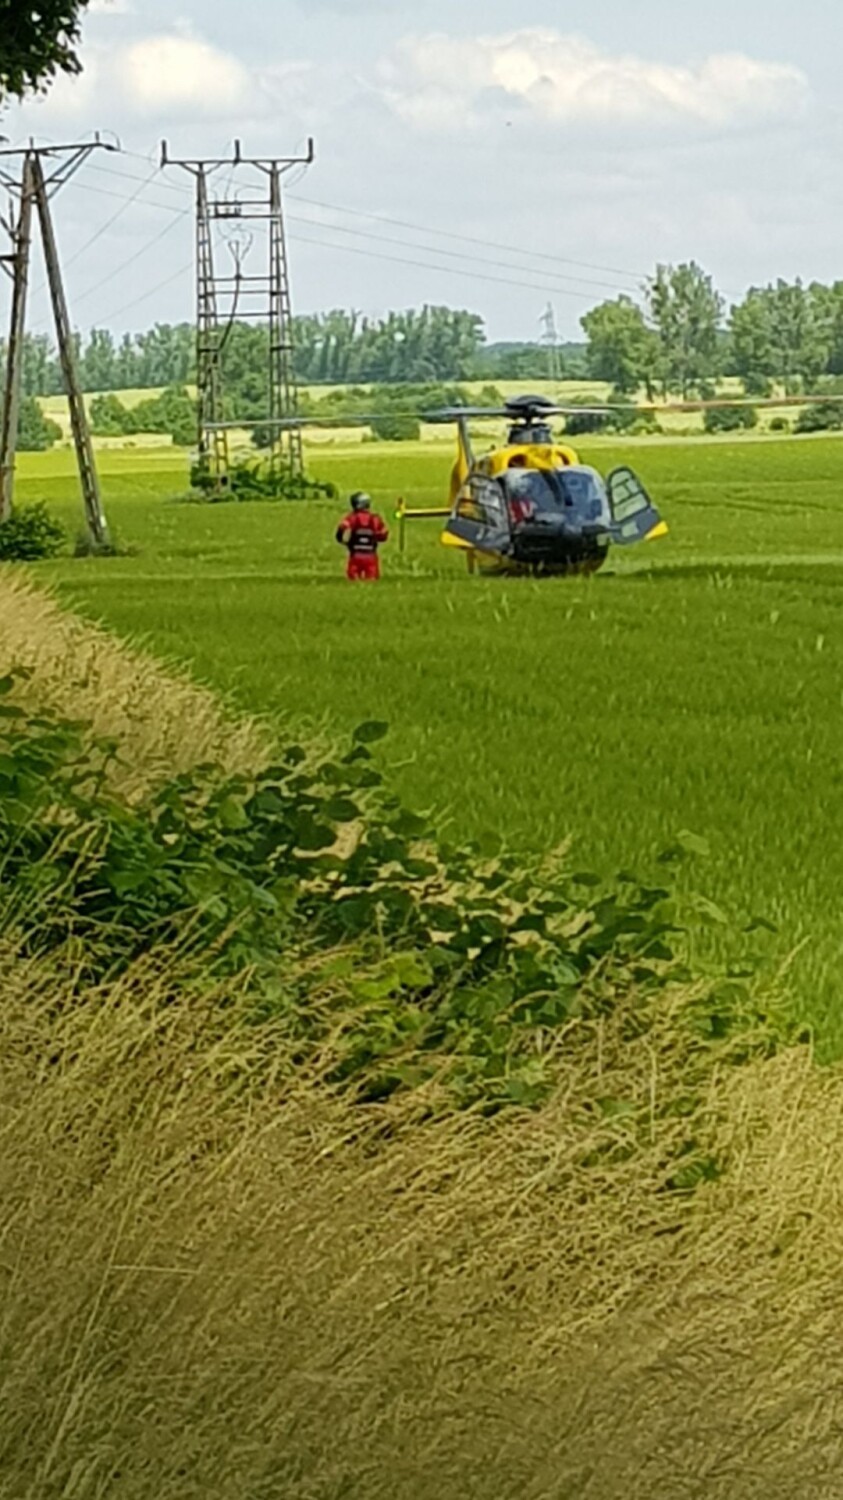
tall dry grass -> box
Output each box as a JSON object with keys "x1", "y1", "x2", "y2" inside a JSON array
[
  {"x1": 2, "y1": 940, "x2": 843, "y2": 1499},
  {"x1": 3, "y1": 571, "x2": 843, "y2": 1497},
  {"x1": 0, "y1": 570, "x2": 268, "y2": 795}
]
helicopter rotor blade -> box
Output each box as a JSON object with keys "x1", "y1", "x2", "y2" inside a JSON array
[
  {"x1": 204, "y1": 392, "x2": 843, "y2": 436},
  {"x1": 422, "y1": 406, "x2": 512, "y2": 423}
]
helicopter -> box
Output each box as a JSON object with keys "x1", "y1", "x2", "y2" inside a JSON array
[{"x1": 399, "y1": 394, "x2": 668, "y2": 576}]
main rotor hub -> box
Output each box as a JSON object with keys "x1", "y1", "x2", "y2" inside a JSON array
[
  {"x1": 505, "y1": 394, "x2": 557, "y2": 447},
  {"x1": 507, "y1": 420, "x2": 554, "y2": 445}
]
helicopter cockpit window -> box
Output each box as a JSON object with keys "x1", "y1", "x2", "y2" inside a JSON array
[
  {"x1": 503, "y1": 466, "x2": 608, "y2": 523},
  {"x1": 558, "y1": 468, "x2": 609, "y2": 522}
]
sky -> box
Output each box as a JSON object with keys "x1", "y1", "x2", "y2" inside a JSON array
[{"x1": 2, "y1": 0, "x2": 843, "y2": 344}]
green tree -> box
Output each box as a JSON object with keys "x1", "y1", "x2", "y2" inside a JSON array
[
  {"x1": 130, "y1": 386, "x2": 196, "y2": 447},
  {"x1": 80, "y1": 328, "x2": 118, "y2": 391},
  {"x1": 812, "y1": 282, "x2": 843, "y2": 376},
  {"x1": 89, "y1": 393, "x2": 133, "y2": 437},
  {"x1": 290, "y1": 306, "x2": 484, "y2": 386},
  {"x1": 0, "y1": 0, "x2": 90, "y2": 101},
  {"x1": 730, "y1": 281, "x2": 832, "y2": 394},
  {"x1": 17, "y1": 396, "x2": 62, "y2": 451},
  {"x1": 766, "y1": 279, "x2": 829, "y2": 394},
  {"x1": 647, "y1": 262, "x2": 724, "y2": 398},
  {"x1": 133, "y1": 323, "x2": 194, "y2": 388},
  {"x1": 581, "y1": 296, "x2": 658, "y2": 396},
  {"x1": 729, "y1": 291, "x2": 776, "y2": 395},
  {"x1": 20, "y1": 333, "x2": 61, "y2": 396}
]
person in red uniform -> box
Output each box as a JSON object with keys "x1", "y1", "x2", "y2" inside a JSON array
[{"x1": 335, "y1": 491, "x2": 389, "y2": 580}]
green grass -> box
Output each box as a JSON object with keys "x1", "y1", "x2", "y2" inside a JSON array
[{"x1": 14, "y1": 432, "x2": 843, "y2": 1047}]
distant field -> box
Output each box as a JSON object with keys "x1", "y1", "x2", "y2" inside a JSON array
[
  {"x1": 37, "y1": 376, "x2": 803, "y2": 443},
  {"x1": 14, "y1": 431, "x2": 843, "y2": 1052}
]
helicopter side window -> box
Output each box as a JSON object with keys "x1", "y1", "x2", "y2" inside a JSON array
[{"x1": 458, "y1": 475, "x2": 507, "y2": 532}]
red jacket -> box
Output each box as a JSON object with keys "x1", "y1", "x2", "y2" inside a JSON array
[{"x1": 336, "y1": 510, "x2": 389, "y2": 555}]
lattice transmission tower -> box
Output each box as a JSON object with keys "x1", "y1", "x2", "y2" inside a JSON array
[
  {"x1": 540, "y1": 302, "x2": 562, "y2": 384},
  {"x1": 161, "y1": 139, "x2": 314, "y2": 494}
]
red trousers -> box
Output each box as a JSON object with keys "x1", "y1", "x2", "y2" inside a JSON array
[{"x1": 347, "y1": 554, "x2": 380, "y2": 581}]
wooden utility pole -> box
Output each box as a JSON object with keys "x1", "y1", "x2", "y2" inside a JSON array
[
  {"x1": 0, "y1": 139, "x2": 113, "y2": 547},
  {"x1": 31, "y1": 153, "x2": 110, "y2": 549},
  {"x1": 0, "y1": 155, "x2": 35, "y2": 521}
]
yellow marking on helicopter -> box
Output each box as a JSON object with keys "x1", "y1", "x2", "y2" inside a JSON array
[{"x1": 646, "y1": 520, "x2": 670, "y2": 541}]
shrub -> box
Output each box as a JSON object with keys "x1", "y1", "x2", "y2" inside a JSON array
[
  {"x1": 769, "y1": 416, "x2": 790, "y2": 433},
  {"x1": 188, "y1": 457, "x2": 337, "y2": 504},
  {"x1": 132, "y1": 386, "x2": 196, "y2": 447},
  {"x1": 89, "y1": 393, "x2": 135, "y2": 437},
  {"x1": 795, "y1": 401, "x2": 843, "y2": 434},
  {"x1": 563, "y1": 401, "x2": 658, "y2": 438},
  {"x1": 0, "y1": 502, "x2": 64, "y2": 560},
  {"x1": 564, "y1": 406, "x2": 608, "y2": 436},
  {"x1": 704, "y1": 404, "x2": 759, "y2": 434},
  {"x1": 17, "y1": 396, "x2": 62, "y2": 452},
  {"x1": 370, "y1": 413, "x2": 421, "y2": 442}
]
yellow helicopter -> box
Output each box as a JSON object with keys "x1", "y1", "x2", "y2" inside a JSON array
[{"x1": 398, "y1": 394, "x2": 668, "y2": 576}]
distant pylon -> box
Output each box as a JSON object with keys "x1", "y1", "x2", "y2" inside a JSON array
[
  {"x1": 540, "y1": 302, "x2": 561, "y2": 384},
  {"x1": 161, "y1": 139, "x2": 314, "y2": 493}
]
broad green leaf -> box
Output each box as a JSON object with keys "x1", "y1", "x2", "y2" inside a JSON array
[{"x1": 353, "y1": 720, "x2": 389, "y2": 745}]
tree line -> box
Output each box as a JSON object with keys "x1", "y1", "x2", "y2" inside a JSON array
[
  {"x1": 9, "y1": 309, "x2": 516, "y2": 397},
  {"x1": 9, "y1": 271, "x2": 843, "y2": 407},
  {"x1": 582, "y1": 265, "x2": 843, "y2": 398}
]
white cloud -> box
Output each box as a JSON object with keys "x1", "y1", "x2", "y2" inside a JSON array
[
  {"x1": 87, "y1": 0, "x2": 135, "y2": 14},
  {"x1": 380, "y1": 29, "x2": 810, "y2": 134},
  {"x1": 115, "y1": 34, "x2": 252, "y2": 116}
]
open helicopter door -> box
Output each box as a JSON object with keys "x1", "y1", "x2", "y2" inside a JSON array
[
  {"x1": 606, "y1": 467, "x2": 668, "y2": 546},
  {"x1": 445, "y1": 474, "x2": 512, "y2": 558}
]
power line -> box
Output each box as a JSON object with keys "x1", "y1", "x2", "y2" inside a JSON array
[
  {"x1": 100, "y1": 153, "x2": 645, "y2": 295},
  {"x1": 286, "y1": 227, "x2": 628, "y2": 303},
  {"x1": 73, "y1": 210, "x2": 188, "y2": 307},
  {"x1": 21, "y1": 141, "x2": 753, "y2": 307},
  {"x1": 80, "y1": 156, "x2": 643, "y2": 304},
  {"x1": 63, "y1": 164, "x2": 167, "y2": 271},
  {"x1": 71, "y1": 175, "x2": 190, "y2": 217},
  {"x1": 285, "y1": 211, "x2": 641, "y2": 299},
  {"x1": 28, "y1": 163, "x2": 165, "y2": 302},
  {"x1": 93, "y1": 258, "x2": 194, "y2": 327},
  {"x1": 79, "y1": 155, "x2": 743, "y2": 318},
  {"x1": 27, "y1": 211, "x2": 188, "y2": 332},
  {"x1": 48, "y1": 157, "x2": 644, "y2": 310},
  {"x1": 288, "y1": 191, "x2": 648, "y2": 287}
]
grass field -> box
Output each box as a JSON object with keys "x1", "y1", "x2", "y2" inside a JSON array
[
  {"x1": 12, "y1": 431, "x2": 843, "y2": 1046},
  {"x1": 5, "y1": 436, "x2": 843, "y2": 1496}
]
